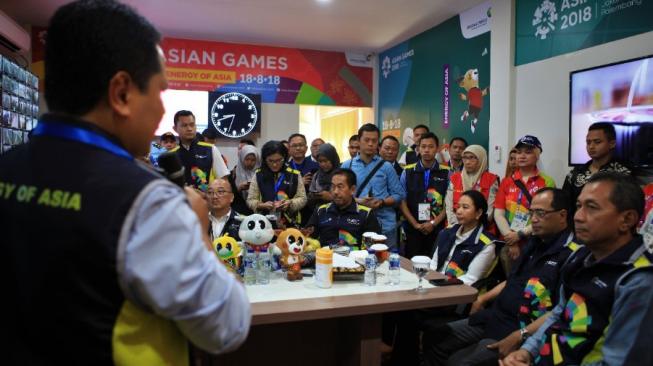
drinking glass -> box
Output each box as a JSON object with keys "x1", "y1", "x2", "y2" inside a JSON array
[{"x1": 411, "y1": 256, "x2": 431, "y2": 293}]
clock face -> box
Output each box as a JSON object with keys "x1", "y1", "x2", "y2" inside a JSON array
[{"x1": 210, "y1": 92, "x2": 259, "y2": 138}]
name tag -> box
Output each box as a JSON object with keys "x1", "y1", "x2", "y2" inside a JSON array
[
  {"x1": 510, "y1": 208, "x2": 530, "y2": 232},
  {"x1": 418, "y1": 203, "x2": 431, "y2": 221}
]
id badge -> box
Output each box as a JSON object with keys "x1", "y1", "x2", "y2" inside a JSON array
[
  {"x1": 418, "y1": 203, "x2": 431, "y2": 221},
  {"x1": 510, "y1": 208, "x2": 530, "y2": 232}
]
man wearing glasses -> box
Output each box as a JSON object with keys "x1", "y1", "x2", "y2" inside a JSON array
[
  {"x1": 423, "y1": 188, "x2": 580, "y2": 366},
  {"x1": 207, "y1": 178, "x2": 242, "y2": 242},
  {"x1": 288, "y1": 133, "x2": 319, "y2": 225}
]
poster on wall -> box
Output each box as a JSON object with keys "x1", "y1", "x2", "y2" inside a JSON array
[
  {"x1": 377, "y1": 1, "x2": 491, "y2": 153},
  {"x1": 30, "y1": 29, "x2": 372, "y2": 107},
  {"x1": 161, "y1": 38, "x2": 372, "y2": 107},
  {"x1": 516, "y1": 0, "x2": 653, "y2": 66}
]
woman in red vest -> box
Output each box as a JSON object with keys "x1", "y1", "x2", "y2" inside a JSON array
[{"x1": 445, "y1": 145, "x2": 499, "y2": 229}]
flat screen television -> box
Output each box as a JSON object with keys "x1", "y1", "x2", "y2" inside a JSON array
[{"x1": 569, "y1": 54, "x2": 653, "y2": 167}]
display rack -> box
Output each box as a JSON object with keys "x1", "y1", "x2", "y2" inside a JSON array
[{"x1": 0, "y1": 54, "x2": 39, "y2": 154}]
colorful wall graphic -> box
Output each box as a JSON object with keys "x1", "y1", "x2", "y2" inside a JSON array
[
  {"x1": 377, "y1": 1, "x2": 491, "y2": 152},
  {"x1": 516, "y1": 0, "x2": 653, "y2": 66}
]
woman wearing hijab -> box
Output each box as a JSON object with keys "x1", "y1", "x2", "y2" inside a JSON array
[
  {"x1": 445, "y1": 144, "x2": 499, "y2": 226},
  {"x1": 308, "y1": 143, "x2": 340, "y2": 206},
  {"x1": 247, "y1": 140, "x2": 307, "y2": 228},
  {"x1": 232, "y1": 144, "x2": 259, "y2": 199}
]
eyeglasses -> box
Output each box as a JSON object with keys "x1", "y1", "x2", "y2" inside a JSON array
[
  {"x1": 528, "y1": 208, "x2": 562, "y2": 218},
  {"x1": 266, "y1": 158, "x2": 284, "y2": 165},
  {"x1": 207, "y1": 190, "x2": 231, "y2": 197},
  {"x1": 462, "y1": 156, "x2": 478, "y2": 161}
]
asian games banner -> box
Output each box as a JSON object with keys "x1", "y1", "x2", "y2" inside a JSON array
[
  {"x1": 30, "y1": 29, "x2": 372, "y2": 107},
  {"x1": 160, "y1": 38, "x2": 372, "y2": 107},
  {"x1": 377, "y1": 1, "x2": 491, "y2": 153}
]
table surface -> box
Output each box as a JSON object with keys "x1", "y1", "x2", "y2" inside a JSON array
[{"x1": 248, "y1": 257, "x2": 478, "y2": 325}]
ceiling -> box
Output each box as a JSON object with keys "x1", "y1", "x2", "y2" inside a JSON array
[{"x1": 1, "y1": 0, "x2": 486, "y2": 53}]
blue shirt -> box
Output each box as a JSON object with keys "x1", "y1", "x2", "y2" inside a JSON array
[
  {"x1": 522, "y1": 255, "x2": 653, "y2": 365},
  {"x1": 288, "y1": 156, "x2": 319, "y2": 177},
  {"x1": 341, "y1": 154, "x2": 406, "y2": 231}
]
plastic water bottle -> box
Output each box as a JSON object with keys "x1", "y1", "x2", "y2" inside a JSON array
[
  {"x1": 243, "y1": 249, "x2": 257, "y2": 285},
  {"x1": 257, "y1": 251, "x2": 271, "y2": 285},
  {"x1": 389, "y1": 248, "x2": 401, "y2": 285},
  {"x1": 364, "y1": 249, "x2": 377, "y2": 286}
]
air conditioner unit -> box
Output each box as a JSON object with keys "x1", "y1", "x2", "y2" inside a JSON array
[{"x1": 0, "y1": 9, "x2": 30, "y2": 53}]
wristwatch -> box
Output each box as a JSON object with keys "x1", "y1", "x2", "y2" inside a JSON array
[{"x1": 519, "y1": 327, "x2": 530, "y2": 342}]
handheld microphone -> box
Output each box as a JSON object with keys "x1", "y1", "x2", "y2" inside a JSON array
[{"x1": 157, "y1": 151, "x2": 186, "y2": 188}]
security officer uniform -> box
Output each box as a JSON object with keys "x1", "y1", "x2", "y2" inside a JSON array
[
  {"x1": 307, "y1": 201, "x2": 381, "y2": 249},
  {"x1": 403, "y1": 161, "x2": 450, "y2": 257},
  {"x1": 171, "y1": 139, "x2": 216, "y2": 191}
]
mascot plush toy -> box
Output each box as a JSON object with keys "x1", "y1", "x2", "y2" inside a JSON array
[
  {"x1": 238, "y1": 214, "x2": 275, "y2": 253},
  {"x1": 276, "y1": 228, "x2": 307, "y2": 281},
  {"x1": 457, "y1": 68, "x2": 489, "y2": 133},
  {"x1": 213, "y1": 234, "x2": 242, "y2": 275}
]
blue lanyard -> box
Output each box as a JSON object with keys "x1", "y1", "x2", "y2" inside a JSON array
[
  {"x1": 420, "y1": 161, "x2": 431, "y2": 191},
  {"x1": 274, "y1": 173, "x2": 286, "y2": 194},
  {"x1": 32, "y1": 121, "x2": 133, "y2": 161}
]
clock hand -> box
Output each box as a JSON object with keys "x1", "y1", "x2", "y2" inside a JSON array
[{"x1": 218, "y1": 114, "x2": 235, "y2": 132}]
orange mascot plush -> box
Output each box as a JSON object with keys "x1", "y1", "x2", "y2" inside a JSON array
[{"x1": 276, "y1": 228, "x2": 306, "y2": 281}]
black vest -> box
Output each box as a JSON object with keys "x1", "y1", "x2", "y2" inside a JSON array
[
  {"x1": 404, "y1": 161, "x2": 449, "y2": 223},
  {"x1": 314, "y1": 202, "x2": 373, "y2": 249},
  {"x1": 536, "y1": 237, "x2": 652, "y2": 366},
  {"x1": 256, "y1": 166, "x2": 301, "y2": 224},
  {"x1": 173, "y1": 139, "x2": 214, "y2": 191},
  {"x1": 0, "y1": 116, "x2": 187, "y2": 364},
  {"x1": 405, "y1": 145, "x2": 418, "y2": 165},
  {"x1": 434, "y1": 224, "x2": 495, "y2": 277}
]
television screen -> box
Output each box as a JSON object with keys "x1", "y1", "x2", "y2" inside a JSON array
[{"x1": 569, "y1": 55, "x2": 653, "y2": 167}]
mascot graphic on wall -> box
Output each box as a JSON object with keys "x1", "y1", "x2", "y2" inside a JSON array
[{"x1": 457, "y1": 68, "x2": 489, "y2": 133}]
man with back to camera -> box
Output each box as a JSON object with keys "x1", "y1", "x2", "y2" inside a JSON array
[
  {"x1": 562, "y1": 122, "x2": 630, "y2": 222},
  {"x1": 502, "y1": 172, "x2": 653, "y2": 366},
  {"x1": 341, "y1": 123, "x2": 406, "y2": 248},
  {"x1": 0, "y1": 1, "x2": 250, "y2": 364},
  {"x1": 421, "y1": 188, "x2": 579, "y2": 366},
  {"x1": 171, "y1": 110, "x2": 229, "y2": 192},
  {"x1": 399, "y1": 124, "x2": 429, "y2": 166},
  {"x1": 304, "y1": 168, "x2": 381, "y2": 249}
]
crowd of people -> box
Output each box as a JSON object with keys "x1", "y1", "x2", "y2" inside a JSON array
[
  {"x1": 156, "y1": 108, "x2": 653, "y2": 366},
  {"x1": 4, "y1": 1, "x2": 652, "y2": 364}
]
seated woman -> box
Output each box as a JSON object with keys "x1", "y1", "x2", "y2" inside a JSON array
[
  {"x1": 307, "y1": 143, "x2": 340, "y2": 207},
  {"x1": 430, "y1": 190, "x2": 496, "y2": 286},
  {"x1": 247, "y1": 140, "x2": 307, "y2": 228},
  {"x1": 445, "y1": 144, "x2": 499, "y2": 227}
]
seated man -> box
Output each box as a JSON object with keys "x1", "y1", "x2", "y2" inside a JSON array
[
  {"x1": 304, "y1": 168, "x2": 381, "y2": 249},
  {"x1": 421, "y1": 188, "x2": 579, "y2": 366},
  {"x1": 503, "y1": 172, "x2": 653, "y2": 366},
  {"x1": 207, "y1": 178, "x2": 242, "y2": 242}
]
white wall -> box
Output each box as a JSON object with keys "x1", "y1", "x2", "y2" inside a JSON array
[{"x1": 513, "y1": 31, "x2": 653, "y2": 185}]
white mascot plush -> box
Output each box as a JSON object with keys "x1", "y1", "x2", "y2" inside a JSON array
[{"x1": 238, "y1": 214, "x2": 275, "y2": 253}]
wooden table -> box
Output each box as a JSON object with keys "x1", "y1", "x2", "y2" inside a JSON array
[{"x1": 199, "y1": 258, "x2": 477, "y2": 366}]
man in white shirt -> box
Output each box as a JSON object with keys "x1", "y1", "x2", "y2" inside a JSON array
[{"x1": 207, "y1": 178, "x2": 242, "y2": 241}]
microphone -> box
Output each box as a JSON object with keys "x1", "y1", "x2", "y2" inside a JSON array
[{"x1": 157, "y1": 151, "x2": 186, "y2": 188}]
